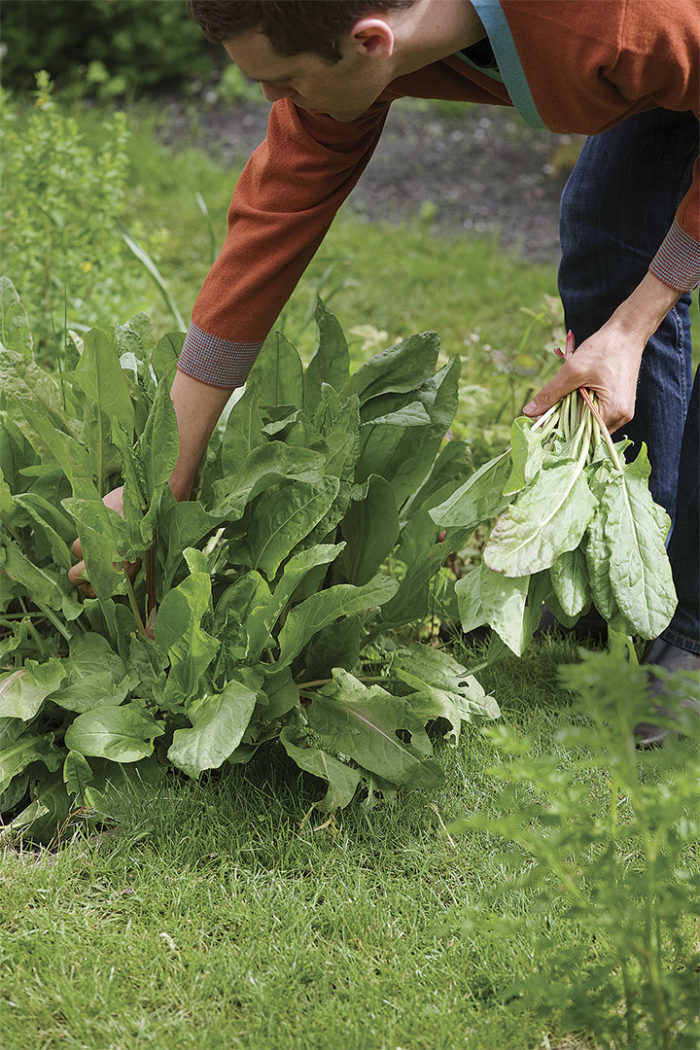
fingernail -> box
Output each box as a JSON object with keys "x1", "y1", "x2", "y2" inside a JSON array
[{"x1": 523, "y1": 401, "x2": 536, "y2": 415}]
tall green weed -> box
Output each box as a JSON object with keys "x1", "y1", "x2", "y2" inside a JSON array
[
  {"x1": 0, "y1": 73, "x2": 142, "y2": 357},
  {"x1": 453, "y1": 647, "x2": 699, "y2": 1049}
]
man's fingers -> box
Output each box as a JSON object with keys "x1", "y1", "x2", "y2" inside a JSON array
[
  {"x1": 68, "y1": 559, "x2": 95, "y2": 598},
  {"x1": 523, "y1": 369, "x2": 577, "y2": 418},
  {"x1": 68, "y1": 559, "x2": 85, "y2": 586},
  {"x1": 523, "y1": 358, "x2": 634, "y2": 430},
  {"x1": 124, "y1": 556, "x2": 142, "y2": 581}
]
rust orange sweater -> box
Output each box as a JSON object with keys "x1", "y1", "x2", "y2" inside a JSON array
[{"x1": 179, "y1": 0, "x2": 700, "y2": 388}]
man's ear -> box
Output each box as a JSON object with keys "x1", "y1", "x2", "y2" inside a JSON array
[{"x1": 349, "y1": 17, "x2": 395, "y2": 58}]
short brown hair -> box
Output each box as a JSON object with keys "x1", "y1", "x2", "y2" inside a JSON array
[{"x1": 187, "y1": 0, "x2": 418, "y2": 61}]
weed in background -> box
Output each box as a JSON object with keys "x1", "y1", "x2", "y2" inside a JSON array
[
  {"x1": 0, "y1": 73, "x2": 163, "y2": 360},
  {"x1": 452, "y1": 647, "x2": 699, "y2": 1049}
]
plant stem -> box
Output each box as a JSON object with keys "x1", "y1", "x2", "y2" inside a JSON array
[
  {"x1": 145, "y1": 544, "x2": 156, "y2": 618},
  {"x1": 124, "y1": 572, "x2": 147, "y2": 636},
  {"x1": 0, "y1": 512, "x2": 23, "y2": 545},
  {"x1": 530, "y1": 402, "x2": 559, "y2": 431},
  {"x1": 34, "y1": 600, "x2": 75, "y2": 644},
  {"x1": 296, "y1": 673, "x2": 399, "y2": 691},
  {"x1": 578, "y1": 387, "x2": 623, "y2": 470},
  {"x1": 18, "y1": 598, "x2": 46, "y2": 658}
]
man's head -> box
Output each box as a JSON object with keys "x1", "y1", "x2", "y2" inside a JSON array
[
  {"x1": 188, "y1": 0, "x2": 423, "y2": 121},
  {"x1": 186, "y1": 1, "x2": 418, "y2": 62}
]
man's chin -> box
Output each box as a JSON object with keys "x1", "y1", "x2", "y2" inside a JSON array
[
  {"x1": 324, "y1": 107, "x2": 366, "y2": 122},
  {"x1": 295, "y1": 101, "x2": 367, "y2": 122}
]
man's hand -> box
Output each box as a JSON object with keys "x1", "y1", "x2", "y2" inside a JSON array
[
  {"x1": 523, "y1": 319, "x2": 645, "y2": 431},
  {"x1": 523, "y1": 271, "x2": 683, "y2": 430},
  {"x1": 68, "y1": 485, "x2": 141, "y2": 598},
  {"x1": 68, "y1": 371, "x2": 236, "y2": 597}
]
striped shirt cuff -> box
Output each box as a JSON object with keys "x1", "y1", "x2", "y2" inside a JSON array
[
  {"x1": 649, "y1": 219, "x2": 700, "y2": 292},
  {"x1": 177, "y1": 322, "x2": 264, "y2": 388}
]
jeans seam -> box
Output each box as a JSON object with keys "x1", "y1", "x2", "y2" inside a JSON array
[{"x1": 667, "y1": 304, "x2": 689, "y2": 406}]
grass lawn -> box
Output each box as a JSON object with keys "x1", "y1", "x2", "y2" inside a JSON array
[
  {"x1": 1, "y1": 635, "x2": 603, "y2": 1050},
  {"x1": 2, "y1": 631, "x2": 696, "y2": 1050}
]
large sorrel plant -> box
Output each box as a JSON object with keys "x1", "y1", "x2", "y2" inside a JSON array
[{"x1": 0, "y1": 278, "x2": 498, "y2": 839}]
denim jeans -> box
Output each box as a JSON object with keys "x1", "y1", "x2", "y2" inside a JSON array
[{"x1": 558, "y1": 108, "x2": 699, "y2": 653}]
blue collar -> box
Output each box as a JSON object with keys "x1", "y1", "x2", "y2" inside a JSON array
[{"x1": 462, "y1": 0, "x2": 545, "y2": 128}]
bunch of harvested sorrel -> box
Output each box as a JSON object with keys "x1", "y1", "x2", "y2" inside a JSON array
[{"x1": 431, "y1": 333, "x2": 676, "y2": 655}]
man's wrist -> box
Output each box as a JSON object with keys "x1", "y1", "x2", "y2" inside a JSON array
[{"x1": 609, "y1": 270, "x2": 683, "y2": 346}]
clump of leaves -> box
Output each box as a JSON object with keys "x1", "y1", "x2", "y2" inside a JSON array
[
  {"x1": 432, "y1": 331, "x2": 677, "y2": 656},
  {"x1": 0, "y1": 278, "x2": 499, "y2": 840},
  {"x1": 451, "y1": 646, "x2": 699, "y2": 1050}
]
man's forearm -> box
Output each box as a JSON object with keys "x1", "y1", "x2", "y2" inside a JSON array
[
  {"x1": 168, "y1": 368, "x2": 236, "y2": 501},
  {"x1": 609, "y1": 270, "x2": 684, "y2": 346}
]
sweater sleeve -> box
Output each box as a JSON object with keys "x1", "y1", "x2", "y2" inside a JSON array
[
  {"x1": 614, "y1": 0, "x2": 700, "y2": 292},
  {"x1": 178, "y1": 99, "x2": 390, "y2": 388}
]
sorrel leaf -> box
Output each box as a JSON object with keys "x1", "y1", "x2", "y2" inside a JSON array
[
  {"x1": 154, "y1": 571, "x2": 220, "y2": 701},
  {"x1": 429, "y1": 449, "x2": 511, "y2": 530},
  {"x1": 306, "y1": 669, "x2": 444, "y2": 789},
  {"x1": 167, "y1": 677, "x2": 260, "y2": 778},
  {"x1": 484, "y1": 457, "x2": 596, "y2": 577},
  {"x1": 304, "y1": 298, "x2": 350, "y2": 410},
  {"x1": 339, "y1": 474, "x2": 399, "y2": 585},
  {"x1": 248, "y1": 476, "x2": 341, "y2": 580},
  {"x1": 479, "y1": 565, "x2": 530, "y2": 656},
  {"x1": 74, "y1": 327, "x2": 135, "y2": 438},
  {"x1": 63, "y1": 702, "x2": 165, "y2": 763},
  {"x1": 549, "y1": 545, "x2": 591, "y2": 620},
  {"x1": 211, "y1": 443, "x2": 326, "y2": 520},
  {"x1": 390, "y1": 645, "x2": 500, "y2": 723},
  {"x1": 0, "y1": 721, "x2": 62, "y2": 795},
  {"x1": 0, "y1": 659, "x2": 67, "y2": 720},
  {"x1": 280, "y1": 725, "x2": 361, "y2": 811},
  {"x1": 250, "y1": 330, "x2": 304, "y2": 408},
  {"x1": 275, "y1": 573, "x2": 398, "y2": 670},
  {"x1": 340, "y1": 331, "x2": 440, "y2": 402},
  {"x1": 592, "y1": 449, "x2": 676, "y2": 638}
]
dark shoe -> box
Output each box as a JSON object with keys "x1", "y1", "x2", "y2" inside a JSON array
[{"x1": 634, "y1": 637, "x2": 700, "y2": 748}]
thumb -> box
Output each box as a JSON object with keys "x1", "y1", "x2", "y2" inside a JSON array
[{"x1": 523, "y1": 364, "x2": 579, "y2": 418}]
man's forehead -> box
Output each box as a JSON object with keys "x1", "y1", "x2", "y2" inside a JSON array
[{"x1": 224, "y1": 30, "x2": 321, "y2": 81}]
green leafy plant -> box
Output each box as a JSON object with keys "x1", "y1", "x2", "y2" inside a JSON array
[
  {"x1": 451, "y1": 646, "x2": 699, "y2": 1050},
  {"x1": 0, "y1": 279, "x2": 499, "y2": 840},
  {"x1": 431, "y1": 331, "x2": 677, "y2": 655}
]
